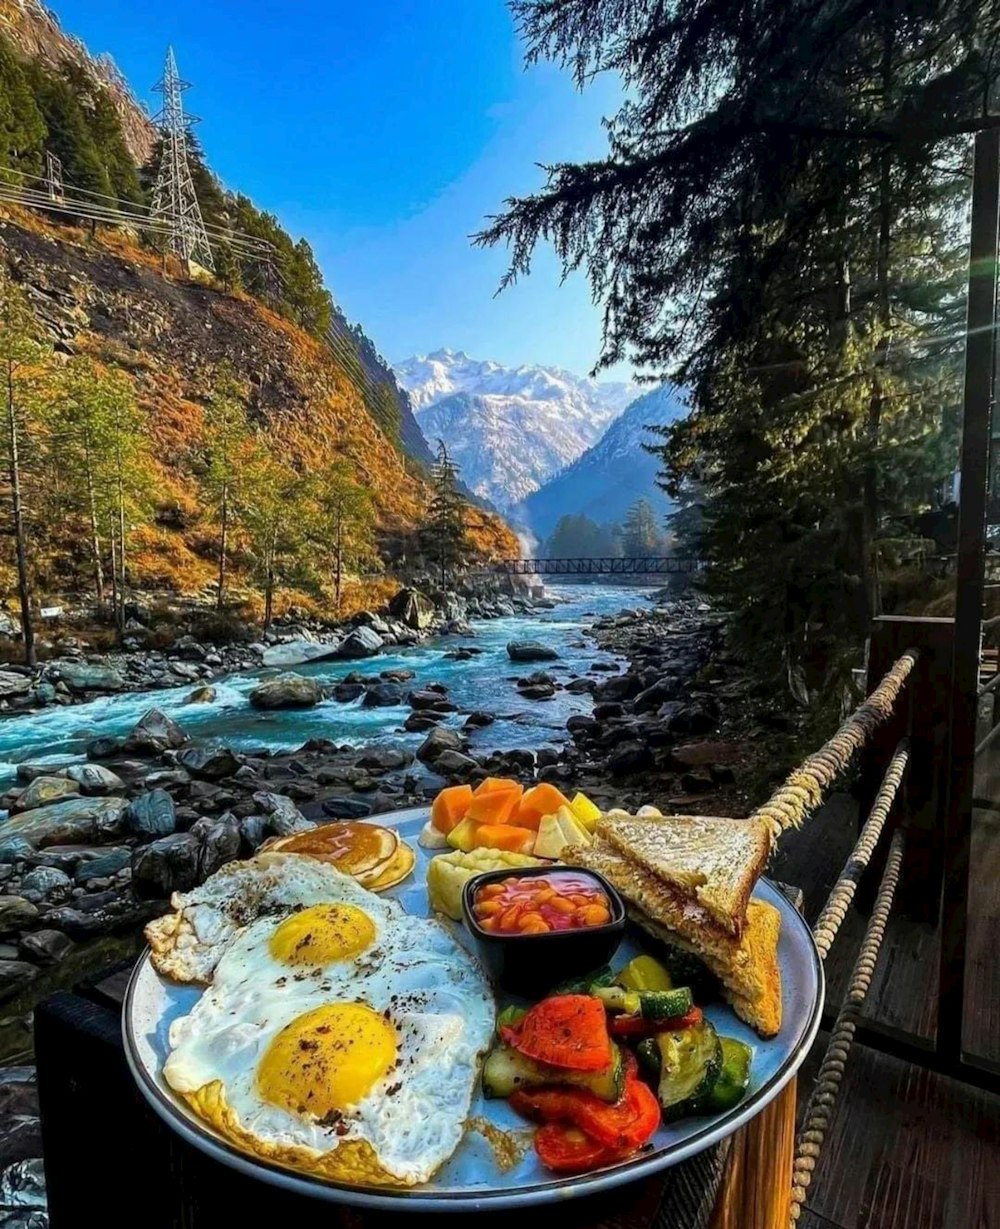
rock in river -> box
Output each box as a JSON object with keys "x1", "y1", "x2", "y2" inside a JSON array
[
  {"x1": 249, "y1": 673, "x2": 322, "y2": 710},
  {"x1": 0, "y1": 898, "x2": 38, "y2": 935},
  {"x1": 507, "y1": 640, "x2": 558, "y2": 663},
  {"x1": 387, "y1": 587, "x2": 435, "y2": 631},
  {"x1": 260, "y1": 638, "x2": 341, "y2": 668},
  {"x1": 0, "y1": 673, "x2": 31, "y2": 700},
  {"x1": 0, "y1": 796, "x2": 128, "y2": 848},
  {"x1": 63, "y1": 763, "x2": 125, "y2": 796},
  {"x1": 132, "y1": 832, "x2": 200, "y2": 896},
  {"x1": 362, "y1": 682, "x2": 404, "y2": 708},
  {"x1": 10, "y1": 777, "x2": 79, "y2": 813},
  {"x1": 123, "y1": 709, "x2": 189, "y2": 754},
  {"x1": 48, "y1": 660, "x2": 124, "y2": 693},
  {"x1": 335, "y1": 626, "x2": 383, "y2": 659},
  {"x1": 176, "y1": 745, "x2": 240, "y2": 780},
  {"x1": 124, "y1": 789, "x2": 176, "y2": 838},
  {"x1": 416, "y1": 726, "x2": 466, "y2": 764},
  {"x1": 252, "y1": 791, "x2": 312, "y2": 836}
]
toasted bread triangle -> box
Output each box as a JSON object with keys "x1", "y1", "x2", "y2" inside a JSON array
[{"x1": 598, "y1": 813, "x2": 770, "y2": 934}]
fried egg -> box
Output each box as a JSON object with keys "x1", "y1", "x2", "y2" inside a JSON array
[{"x1": 159, "y1": 853, "x2": 495, "y2": 1186}]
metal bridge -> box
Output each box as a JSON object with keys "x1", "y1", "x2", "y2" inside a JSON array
[{"x1": 491, "y1": 556, "x2": 704, "y2": 576}]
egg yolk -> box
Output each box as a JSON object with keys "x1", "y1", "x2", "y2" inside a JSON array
[
  {"x1": 268, "y1": 903, "x2": 375, "y2": 965},
  {"x1": 257, "y1": 1003, "x2": 396, "y2": 1117}
]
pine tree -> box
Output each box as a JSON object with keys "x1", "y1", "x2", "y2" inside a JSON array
[
  {"x1": 423, "y1": 440, "x2": 467, "y2": 589},
  {"x1": 0, "y1": 272, "x2": 50, "y2": 665},
  {"x1": 0, "y1": 32, "x2": 46, "y2": 183},
  {"x1": 26, "y1": 61, "x2": 113, "y2": 201},
  {"x1": 479, "y1": 0, "x2": 982, "y2": 694},
  {"x1": 201, "y1": 363, "x2": 251, "y2": 611},
  {"x1": 238, "y1": 445, "x2": 309, "y2": 628},
  {"x1": 621, "y1": 499, "x2": 660, "y2": 558}
]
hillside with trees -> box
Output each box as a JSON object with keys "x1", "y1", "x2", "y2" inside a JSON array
[{"x1": 481, "y1": 0, "x2": 984, "y2": 701}]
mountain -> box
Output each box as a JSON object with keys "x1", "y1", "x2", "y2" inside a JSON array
[
  {"x1": 517, "y1": 385, "x2": 688, "y2": 541},
  {"x1": 393, "y1": 349, "x2": 636, "y2": 510}
]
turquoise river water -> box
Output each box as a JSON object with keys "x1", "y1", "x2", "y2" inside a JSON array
[{"x1": 0, "y1": 584, "x2": 655, "y2": 782}]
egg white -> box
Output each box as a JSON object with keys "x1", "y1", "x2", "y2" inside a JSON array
[{"x1": 164, "y1": 888, "x2": 495, "y2": 1185}]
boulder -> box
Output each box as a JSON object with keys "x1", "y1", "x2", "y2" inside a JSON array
[
  {"x1": 0, "y1": 961, "x2": 37, "y2": 991},
  {"x1": 608, "y1": 741, "x2": 654, "y2": 775},
  {"x1": 0, "y1": 898, "x2": 38, "y2": 935},
  {"x1": 49, "y1": 660, "x2": 123, "y2": 693},
  {"x1": 19, "y1": 928, "x2": 73, "y2": 965},
  {"x1": 408, "y1": 688, "x2": 450, "y2": 711},
  {"x1": 594, "y1": 674, "x2": 643, "y2": 703},
  {"x1": 86, "y1": 736, "x2": 123, "y2": 761},
  {"x1": 249, "y1": 673, "x2": 322, "y2": 710},
  {"x1": 0, "y1": 839, "x2": 33, "y2": 865},
  {"x1": 123, "y1": 709, "x2": 189, "y2": 754},
  {"x1": 239, "y1": 815, "x2": 269, "y2": 853},
  {"x1": 124, "y1": 789, "x2": 177, "y2": 839},
  {"x1": 416, "y1": 726, "x2": 465, "y2": 764},
  {"x1": 0, "y1": 796, "x2": 128, "y2": 848},
  {"x1": 321, "y1": 797, "x2": 372, "y2": 819},
  {"x1": 252, "y1": 791, "x2": 312, "y2": 836},
  {"x1": 380, "y1": 668, "x2": 416, "y2": 683},
  {"x1": 387, "y1": 587, "x2": 435, "y2": 631},
  {"x1": 403, "y1": 713, "x2": 439, "y2": 732},
  {"x1": 19, "y1": 867, "x2": 72, "y2": 902},
  {"x1": 62, "y1": 764, "x2": 125, "y2": 796},
  {"x1": 518, "y1": 683, "x2": 556, "y2": 701},
  {"x1": 669, "y1": 740, "x2": 741, "y2": 769},
  {"x1": 353, "y1": 610, "x2": 390, "y2": 635},
  {"x1": 433, "y1": 749, "x2": 479, "y2": 776},
  {"x1": 190, "y1": 814, "x2": 241, "y2": 879},
  {"x1": 132, "y1": 833, "x2": 201, "y2": 896},
  {"x1": 335, "y1": 627, "x2": 383, "y2": 659},
  {"x1": 464, "y1": 712, "x2": 495, "y2": 728},
  {"x1": 362, "y1": 682, "x2": 405, "y2": 708},
  {"x1": 14, "y1": 760, "x2": 77, "y2": 785},
  {"x1": 184, "y1": 685, "x2": 217, "y2": 704},
  {"x1": 176, "y1": 745, "x2": 240, "y2": 780},
  {"x1": 260, "y1": 639, "x2": 341, "y2": 668},
  {"x1": 72, "y1": 847, "x2": 131, "y2": 882},
  {"x1": 354, "y1": 746, "x2": 412, "y2": 773},
  {"x1": 10, "y1": 777, "x2": 79, "y2": 813},
  {"x1": 633, "y1": 678, "x2": 683, "y2": 713},
  {"x1": 0, "y1": 674, "x2": 31, "y2": 700},
  {"x1": 506, "y1": 641, "x2": 558, "y2": 663},
  {"x1": 332, "y1": 682, "x2": 366, "y2": 703}
]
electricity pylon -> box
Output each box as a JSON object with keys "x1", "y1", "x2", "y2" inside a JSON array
[{"x1": 149, "y1": 47, "x2": 214, "y2": 272}]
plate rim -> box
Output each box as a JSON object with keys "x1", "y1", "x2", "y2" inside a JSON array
[{"x1": 122, "y1": 808, "x2": 824, "y2": 1211}]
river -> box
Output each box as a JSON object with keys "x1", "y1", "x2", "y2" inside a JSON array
[{"x1": 0, "y1": 584, "x2": 656, "y2": 782}]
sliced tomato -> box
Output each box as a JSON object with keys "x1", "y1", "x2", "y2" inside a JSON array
[
  {"x1": 502, "y1": 994, "x2": 612, "y2": 1072},
  {"x1": 511, "y1": 1072, "x2": 660, "y2": 1152},
  {"x1": 533, "y1": 1124, "x2": 623, "y2": 1173},
  {"x1": 608, "y1": 1006, "x2": 704, "y2": 1038}
]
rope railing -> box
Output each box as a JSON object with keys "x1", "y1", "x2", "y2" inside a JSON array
[
  {"x1": 789, "y1": 829, "x2": 906, "y2": 1222},
  {"x1": 752, "y1": 650, "x2": 918, "y2": 841},
  {"x1": 811, "y1": 740, "x2": 909, "y2": 959}
]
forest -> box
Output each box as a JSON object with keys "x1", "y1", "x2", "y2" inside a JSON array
[{"x1": 479, "y1": 0, "x2": 996, "y2": 703}]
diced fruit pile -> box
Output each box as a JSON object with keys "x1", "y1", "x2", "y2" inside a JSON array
[
  {"x1": 429, "y1": 779, "x2": 600, "y2": 858},
  {"x1": 482, "y1": 955, "x2": 754, "y2": 1174}
]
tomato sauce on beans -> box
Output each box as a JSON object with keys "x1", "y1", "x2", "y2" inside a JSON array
[{"x1": 473, "y1": 873, "x2": 613, "y2": 935}]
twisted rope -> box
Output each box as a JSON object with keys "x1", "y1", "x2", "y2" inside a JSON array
[
  {"x1": 789, "y1": 829, "x2": 906, "y2": 1222},
  {"x1": 811, "y1": 739, "x2": 909, "y2": 959},
  {"x1": 752, "y1": 650, "x2": 918, "y2": 841}
]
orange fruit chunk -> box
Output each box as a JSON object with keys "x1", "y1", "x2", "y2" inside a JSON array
[
  {"x1": 431, "y1": 784, "x2": 474, "y2": 833},
  {"x1": 467, "y1": 784, "x2": 523, "y2": 825},
  {"x1": 513, "y1": 783, "x2": 573, "y2": 831},
  {"x1": 474, "y1": 823, "x2": 537, "y2": 854}
]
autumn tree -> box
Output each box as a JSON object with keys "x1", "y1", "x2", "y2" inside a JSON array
[
  {"x1": 201, "y1": 363, "x2": 250, "y2": 610},
  {"x1": 0, "y1": 272, "x2": 50, "y2": 665},
  {"x1": 238, "y1": 445, "x2": 309, "y2": 628},
  {"x1": 423, "y1": 440, "x2": 467, "y2": 589},
  {"x1": 307, "y1": 461, "x2": 376, "y2": 611}
]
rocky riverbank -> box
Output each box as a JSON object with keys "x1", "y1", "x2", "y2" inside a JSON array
[{"x1": 0, "y1": 585, "x2": 541, "y2": 721}]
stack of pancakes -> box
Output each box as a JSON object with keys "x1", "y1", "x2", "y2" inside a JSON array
[{"x1": 565, "y1": 811, "x2": 782, "y2": 1037}]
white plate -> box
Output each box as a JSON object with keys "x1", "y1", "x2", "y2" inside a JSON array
[{"x1": 123, "y1": 807, "x2": 823, "y2": 1211}]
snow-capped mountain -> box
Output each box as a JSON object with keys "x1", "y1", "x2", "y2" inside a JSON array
[
  {"x1": 393, "y1": 349, "x2": 636, "y2": 510},
  {"x1": 517, "y1": 385, "x2": 688, "y2": 541}
]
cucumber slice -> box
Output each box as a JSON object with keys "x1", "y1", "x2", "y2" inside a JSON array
[
  {"x1": 706, "y1": 1036, "x2": 753, "y2": 1111},
  {"x1": 655, "y1": 1019, "x2": 722, "y2": 1118},
  {"x1": 595, "y1": 985, "x2": 694, "y2": 1020},
  {"x1": 481, "y1": 1042, "x2": 625, "y2": 1103}
]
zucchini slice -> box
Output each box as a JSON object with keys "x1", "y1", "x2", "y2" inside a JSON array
[
  {"x1": 706, "y1": 1036, "x2": 753, "y2": 1111},
  {"x1": 594, "y1": 985, "x2": 694, "y2": 1020},
  {"x1": 655, "y1": 1018, "x2": 722, "y2": 1118},
  {"x1": 551, "y1": 965, "x2": 617, "y2": 996},
  {"x1": 481, "y1": 1041, "x2": 625, "y2": 1103}
]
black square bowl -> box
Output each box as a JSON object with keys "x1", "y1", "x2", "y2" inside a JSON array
[{"x1": 461, "y1": 864, "x2": 626, "y2": 998}]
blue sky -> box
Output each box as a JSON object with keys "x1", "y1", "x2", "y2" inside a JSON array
[{"x1": 54, "y1": 0, "x2": 626, "y2": 377}]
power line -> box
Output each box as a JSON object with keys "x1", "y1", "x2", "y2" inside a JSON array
[{"x1": 149, "y1": 46, "x2": 214, "y2": 272}]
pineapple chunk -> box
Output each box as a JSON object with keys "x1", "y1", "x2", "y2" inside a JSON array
[
  {"x1": 533, "y1": 813, "x2": 569, "y2": 860},
  {"x1": 555, "y1": 805, "x2": 593, "y2": 847},
  {"x1": 427, "y1": 847, "x2": 543, "y2": 919},
  {"x1": 446, "y1": 816, "x2": 480, "y2": 852},
  {"x1": 569, "y1": 792, "x2": 602, "y2": 832}
]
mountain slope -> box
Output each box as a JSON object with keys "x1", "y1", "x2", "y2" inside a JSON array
[
  {"x1": 394, "y1": 348, "x2": 635, "y2": 509},
  {"x1": 517, "y1": 385, "x2": 687, "y2": 540}
]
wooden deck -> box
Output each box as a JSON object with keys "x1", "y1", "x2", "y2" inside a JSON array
[{"x1": 775, "y1": 791, "x2": 1000, "y2": 1228}]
